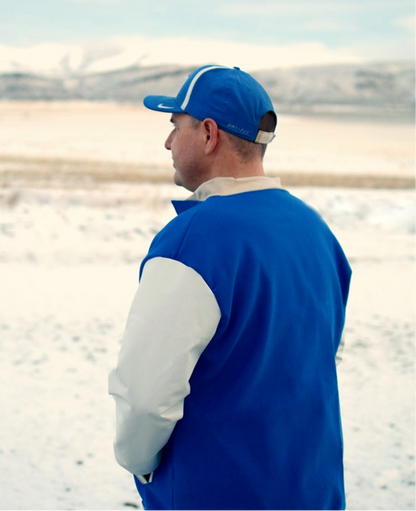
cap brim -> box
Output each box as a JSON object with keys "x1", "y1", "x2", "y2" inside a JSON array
[{"x1": 143, "y1": 95, "x2": 184, "y2": 113}]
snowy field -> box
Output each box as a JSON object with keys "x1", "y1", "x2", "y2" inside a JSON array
[
  {"x1": 0, "y1": 103, "x2": 414, "y2": 510},
  {"x1": 0, "y1": 102, "x2": 414, "y2": 182}
]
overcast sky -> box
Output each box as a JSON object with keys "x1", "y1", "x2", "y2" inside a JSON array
[{"x1": 0, "y1": 0, "x2": 414, "y2": 70}]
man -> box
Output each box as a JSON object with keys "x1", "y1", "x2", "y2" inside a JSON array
[{"x1": 109, "y1": 65, "x2": 351, "y2": 510}]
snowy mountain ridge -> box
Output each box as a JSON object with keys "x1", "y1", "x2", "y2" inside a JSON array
[{"x1": 0, "y1": 59, "x2": 414, "y2": 118}]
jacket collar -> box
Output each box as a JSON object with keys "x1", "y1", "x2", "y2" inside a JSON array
[{"x1": 172, "y1": 176, "x2": 282, "y2": 215}]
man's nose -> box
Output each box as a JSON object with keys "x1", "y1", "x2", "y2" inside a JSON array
[{"x1": 165, "y1": 132, "x2": 173, "y2": 150}]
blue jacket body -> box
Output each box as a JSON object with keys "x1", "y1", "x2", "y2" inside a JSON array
[{"x1": 135, "y1": 188, "x2": 351, "y2": 510}]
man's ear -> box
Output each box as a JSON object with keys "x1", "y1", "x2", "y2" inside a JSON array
[{"x1": 202, "y1": 118, "x2": 219, "y2": 155}]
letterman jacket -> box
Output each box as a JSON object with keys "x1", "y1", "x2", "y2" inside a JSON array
[{"x1": 108, "y1": 177, "x2": 352, "y2": 510}]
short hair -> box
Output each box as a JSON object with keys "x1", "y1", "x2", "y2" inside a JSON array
[
  {"x1": 190, "y1": 112, "x2": 276, "y2": 163},
  {"x1": 189, "y1": 116, "x2": 203, "y2": 129},
  {"x1": 230, "y1": 111, "x2": 277, "y2": 162}
]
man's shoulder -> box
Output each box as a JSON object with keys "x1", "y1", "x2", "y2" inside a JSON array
[{"x1": 148, "y1": 196, "x2": 243, "y2": 256}]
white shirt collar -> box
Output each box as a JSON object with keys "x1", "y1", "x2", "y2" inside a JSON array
[{"x1": 187, "y1": 176, "x2": 282, "y2": 202}]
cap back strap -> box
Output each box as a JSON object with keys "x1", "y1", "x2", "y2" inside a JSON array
[{"x1": 254, "y1": 130, "x2": 276, "y2": 144}]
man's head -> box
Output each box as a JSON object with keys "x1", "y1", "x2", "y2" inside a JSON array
[{"x1": 143, "y1": 65, "x2": 277, "y2": 190}]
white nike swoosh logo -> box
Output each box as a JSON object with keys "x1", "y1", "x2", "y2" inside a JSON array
[{"x1": 158, "y1": 103, "x2": 174, "y2": 109}]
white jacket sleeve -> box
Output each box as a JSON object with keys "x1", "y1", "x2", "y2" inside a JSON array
[{"x1": 108, "y1": 256, "x2": 221, "y2": 477}]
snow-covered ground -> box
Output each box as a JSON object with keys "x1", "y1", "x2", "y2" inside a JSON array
[
  {"x1": 0, "y1": 102, "x2": 414, "y2": 179},
  {"x1": 0, "y1": 104, "x2": 414, "y2": 510}
]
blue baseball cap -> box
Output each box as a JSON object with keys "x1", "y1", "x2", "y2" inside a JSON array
[{"x1": 143, "y1": 65, "x2": 277, "y2": 144}]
